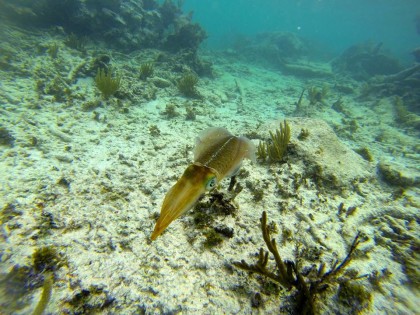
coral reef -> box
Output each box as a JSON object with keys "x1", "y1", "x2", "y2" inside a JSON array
[
  {"x1": 0, "y1": 0, "x2": 207, "y2": 56},
  {"x1": 0, "y1": 2, "x2": 418, "y2": 312},
  {"x1": 163, "y1": 19, "x2": 207, "y2": 53}
]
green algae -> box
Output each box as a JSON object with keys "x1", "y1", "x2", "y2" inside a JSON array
[
  {"x1": 257, "y1": 120, "x2": 291, "y2": 163},
  {"x1": 178, "y1": 72, "x2": 199, "y2": 97},
  {"x1": 139, "y1": 62, "x2": 154, "y2": 79},
  {"x1": 94, "y1": 68, "x2": 121, "y2": 99}
]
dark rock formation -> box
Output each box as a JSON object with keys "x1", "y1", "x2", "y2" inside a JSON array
[
  {"x1": 412, "y1": 48, "x2": 420, "y2": 63},
  {"x1": 0, "y1": 0, "x2": 207, "y2": 54},
  {"x1": 235, "y1": 32, "x2": 308, "y2": 65},
  {"x1": 332, "y1": 42, "x2": 403, "y2": 80}
]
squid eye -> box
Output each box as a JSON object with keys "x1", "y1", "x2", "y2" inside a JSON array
[{"x1": 205, "y1": 177, "x2": 217, "y2": 191}]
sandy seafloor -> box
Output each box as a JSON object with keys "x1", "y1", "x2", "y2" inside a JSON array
[{"x1": 0, "y1": 25, "x2": 419, "y2": 314}]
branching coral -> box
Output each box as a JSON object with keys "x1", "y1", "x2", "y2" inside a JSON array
[
  {"x1": 257, "y1": 120, "x2": 291, "y2": 163},
  {"x1": 32, "y1": 272, "x2": 53, "y2": 315},
  {"x1": 94, "y1": 68, "x2": 121, "y2": 99},
  {"x1": 233, "y1": 211, "x2": 367, "y2": 315}
]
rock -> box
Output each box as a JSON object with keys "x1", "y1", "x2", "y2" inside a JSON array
[
  {"x1": 152, "y1": 77, "x2": 172, "y2": 88},
  {"x1": 259, "y1": 118, "x2": 373, "y2": 189},
  {"x1": 234, "y1": 31, "x2": 309, "y2": 69},
  {"x1": 0, "y1": 0, "x2": 207, "y2": 54},
  {"x1": 377, "y1": 160, "x2": 420, "y2": 187},
  {"x1": 412, "y1": 48, "x2": 420, "y2": 63},
  {"x1": 281, "y1": 62, "x2": 333, "y2": 78},
  {"x1": 332, "y1": 42, "x2": 403, "y2": 80}
]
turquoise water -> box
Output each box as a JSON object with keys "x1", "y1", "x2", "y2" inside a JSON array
[{"x1": 185, "y1": 0, "x2": 420, "y2": 62}]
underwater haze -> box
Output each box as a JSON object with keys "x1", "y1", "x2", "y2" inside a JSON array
[
  {"x1": 185, "y1": 0, "x2": 420, "y2": 62},
  {"x1": 0, "y1": 0, "x2": 419, "y2": 314}
]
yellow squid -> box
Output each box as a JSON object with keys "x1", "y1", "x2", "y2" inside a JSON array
[{"x1": 151, "y1": 127, "x2": 256, "y2": 240}]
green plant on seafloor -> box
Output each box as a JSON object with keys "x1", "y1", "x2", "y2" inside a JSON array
[
  {"x1": 257, "y1": 120, "x2": 291, "y2": 163},
  {"x1": 64, "y1": 33, "x2": 87, "y2": 51},
  {"x1": 161, "y1": 103, "x2": 179, "y2": 118},
  {"x1": 95, "y1": 68, "x2": 121, "y2": 99},
  {"x1": 47, "y1": 43, "x2": 59, "y2": 59},
  {"x1": 307, "y1": 85, "x2": 329, "y2": 105},
  {"x1": 233, "y1": 211, "x2": 369, "y2": 315},
  {"x1": 178, "y1": 72, "x2": 199, "y2": 97},
  {"x1": 140, "y1": 62, "x2": 154, "y2": 79}
]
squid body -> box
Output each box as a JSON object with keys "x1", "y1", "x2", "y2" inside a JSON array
[{"x1": 151, "y1": 127, "x2": 256, "y2": 240}]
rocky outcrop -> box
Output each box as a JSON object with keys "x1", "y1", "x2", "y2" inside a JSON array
[{"x1": 0, "y1": 0, "x2": 207, "y2": 54}]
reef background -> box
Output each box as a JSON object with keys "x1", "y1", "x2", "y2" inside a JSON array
[{"x1": 0, "y1": 0, "x2": 419, "y2": 314}]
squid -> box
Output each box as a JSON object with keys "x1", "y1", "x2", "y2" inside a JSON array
[{"x1": 151, "y1": 127, "x2": 256, "y2": 240}]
